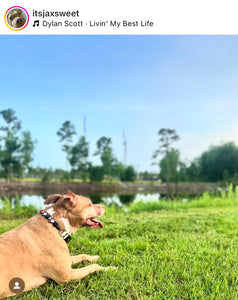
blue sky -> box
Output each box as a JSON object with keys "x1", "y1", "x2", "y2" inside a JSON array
[{"x1": 0, "y1": 35, "x2": 238, "y2": 172}]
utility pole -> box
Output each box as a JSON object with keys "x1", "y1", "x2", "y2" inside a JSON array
[{"x1": 122, "y1": 130, "x2": 127, "y2": 166}]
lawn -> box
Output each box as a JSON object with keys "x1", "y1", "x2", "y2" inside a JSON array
[{"x1": 1, "y1": 191, "x2": 238, "y2": 299}]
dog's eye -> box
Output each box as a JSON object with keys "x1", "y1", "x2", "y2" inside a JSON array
[{"x1": 10, "y1": 16, "x2": 13, "y2": 20}]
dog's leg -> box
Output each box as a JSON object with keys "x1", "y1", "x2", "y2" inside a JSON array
[
  {"x1": 55, "y1": 264, "x2": 106, "y2": 284},
  {"x1": 53, "y1": 263, "x2": 116, "y2": 284},
  {"x1": 71, "y1": 254, "x2": 99, "y2": 265},
  {"x1": 69, "y1": 264, "x2": 105, "y2": 281},
  {"x1": 26, "y1": 277, "x2": 47, "y2": 289},
  {"x1": 24, "y1": 277, "x2": 47, "y2": 292}
]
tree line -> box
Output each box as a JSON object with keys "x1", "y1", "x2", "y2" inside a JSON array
[
  {"x1": 0, "y1": 109, "x2": 136, "y2": 182},
  {"x1": 0, "y1": 108, "x2": 237, "y2": 183},
  {"x1": 55, "y1": 120, "x2": 136, "y2": 182},
  {"x1": 153, "y1": 128, "x2": 238, "y2": 183},
  {"x1": 0, "y1": 109, "x2": 35, "y2": 181}
]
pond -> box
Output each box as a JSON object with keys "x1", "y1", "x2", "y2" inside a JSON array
[{"x1": 0, "y1": 192, "x2": 164, "y2": 209}]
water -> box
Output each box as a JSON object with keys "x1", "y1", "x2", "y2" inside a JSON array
[{"x1": 0, "y1": 193, "x2": 162, "y2": 209}]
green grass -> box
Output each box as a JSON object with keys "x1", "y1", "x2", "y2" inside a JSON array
[
  {"x1": 11, "y1": 178, "x2": 42, "y2": 182},
  {"x1": 2, "y1": 189, "x2": 238, "y2": 299},
  {"x1": 129, "y1": 185, "x2": 238, "y2": 213},
  {"x1": 0, "y1": 196, "x2": 39, "y2": 221}
]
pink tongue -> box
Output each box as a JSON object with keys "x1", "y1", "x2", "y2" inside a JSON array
[{"x1": 91, "y1": 218, "x2": 103, "y2": 228}]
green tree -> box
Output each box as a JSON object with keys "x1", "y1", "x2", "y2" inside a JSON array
[
  {"x1": 177, "y1": 159, "x2": 200, "y2": 182},
  {"x1": 199, "y1": 142, "x2": 238, "y2": 182},
  {"x1": 69, "y1": 136, "x2": 89, "y2": 181},
  {"x1": 20, "y1": 131, "x2": 36, "y2": 177},
  {"x1": 57, "y1": 121, "x2": 76, "y2": 170},
  {"x1": 94, "y1": 136, "x2": 118, "y2": 179},
  {"x1": 186, "y1": 160, "x2": 200, "y2": 182},
  {"x1": 152, "y1": 128, "x2": 180, "y2": 160},
  {"x1": 0, "y1": 109, "x2": 22, "y2": 181},
  {"x1": 120, "y1": 165, "x2": 137, "y2": 182},
  {"x1": 159, "y1": 149, "x2": 180, "y2": 182},
  {"x1": 152, "y1": 128, "x2": 180, "y2": 198},
  {"x1": 89, "y1": 165, "x2": 104, "y2": 182},
  {"x1": 222, "y1": 169, "x2": 230, "y2": 182},
  {"x1": 177, "y1": 161, "x2": 189, "y2": 182},
  {"x1": 41, "y1": 168, "x2": 53, "y2": 183},
  {"x1": 0, "y1": 109, "x2": 21, "y2": 134}
]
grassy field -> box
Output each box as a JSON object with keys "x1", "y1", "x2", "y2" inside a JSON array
[{"x1": 1, "y1": 189, "x2": 238, "y2": 299}]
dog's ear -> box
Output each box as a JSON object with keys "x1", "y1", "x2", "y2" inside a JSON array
[
  {"x1": 16, "y1": 9, "x2": 22, "y2": 15},
  {"x1": 63, "y1": 190, "x2": 78, "y2": 207},
  {"x1": 64, "y1": 190, "x2": 76, "y2": 198},
  {"x1": 44, "y1": 194, "x2": 63, "y2": 205}
]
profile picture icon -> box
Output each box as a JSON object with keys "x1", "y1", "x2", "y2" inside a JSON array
[
  {"x1": 5, "y1": 6, "x2": 29, "y2": 31},
  {"x1": 9, "y1": 277, "x2": 25, "y2": 294}
]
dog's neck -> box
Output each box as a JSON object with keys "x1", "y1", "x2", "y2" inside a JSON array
[{"x1": 45, "y1": 206, "x2": 79, "y2": 235}]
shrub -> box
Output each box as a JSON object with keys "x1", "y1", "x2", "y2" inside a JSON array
[
  {"x1": 120, "y1": 165, "x2": 137, "y2": 182},
  {"x1": 89, "y1": 165, "x2": 104, "y2": 182}
]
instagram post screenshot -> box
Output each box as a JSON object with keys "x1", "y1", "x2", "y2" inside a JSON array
[{"x1": 0, "y1": 0, "x2": 238, "y2": 299}]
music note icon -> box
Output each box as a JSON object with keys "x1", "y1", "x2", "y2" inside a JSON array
[{"x1": 33, "y1": 20, "x2": 39, "y2": 27}]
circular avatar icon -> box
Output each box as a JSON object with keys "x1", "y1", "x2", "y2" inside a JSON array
[
  {"x1": 9, "y1": 277, "x2": 25, "y2": 294},
  {"x1": 4, "y1": 6, "x2": 29, "y2": 31}
]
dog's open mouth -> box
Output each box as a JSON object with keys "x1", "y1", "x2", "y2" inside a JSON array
[{"x1": 85, "y1": 217, "x2": 103, "y2": 228}]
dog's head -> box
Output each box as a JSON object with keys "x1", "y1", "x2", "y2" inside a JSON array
[
  {"x1": 7, "y1": 9, "x2": 26, "y2": 28},
  {"x1": 44, "y1": 190, "x2": 105, "y2": 229}
]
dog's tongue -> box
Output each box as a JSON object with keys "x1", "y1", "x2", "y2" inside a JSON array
[
  {"x1": 86, "y1": 218, "x2": 103, "y2": 228},
  {"x1": 91, "y1": 218, "x2": 103, "y2": 228}
]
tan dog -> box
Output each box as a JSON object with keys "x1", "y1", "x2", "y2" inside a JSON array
[
  {"x1": 0, "y1": 191, "x2": 112, "y2": 299},
  {"x1": 7, "y1": 9, "x2": 26, "y2": 29}
]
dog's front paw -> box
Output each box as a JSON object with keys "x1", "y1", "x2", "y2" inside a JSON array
[
  {"x1": 89, "y1": 255, "x2": 100, "y2": 262},
  {"x1": 91, "y1": 264, "x2": 105, "y2": 272}
]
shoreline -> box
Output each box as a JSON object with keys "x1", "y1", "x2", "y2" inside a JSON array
[{"x1": 0, "y1": 181, "x2": 218, "y2": 197}]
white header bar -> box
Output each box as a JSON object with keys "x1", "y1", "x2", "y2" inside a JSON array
[{"x1": 1, "y1": 0, "x2": 238, "y2": 34}]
